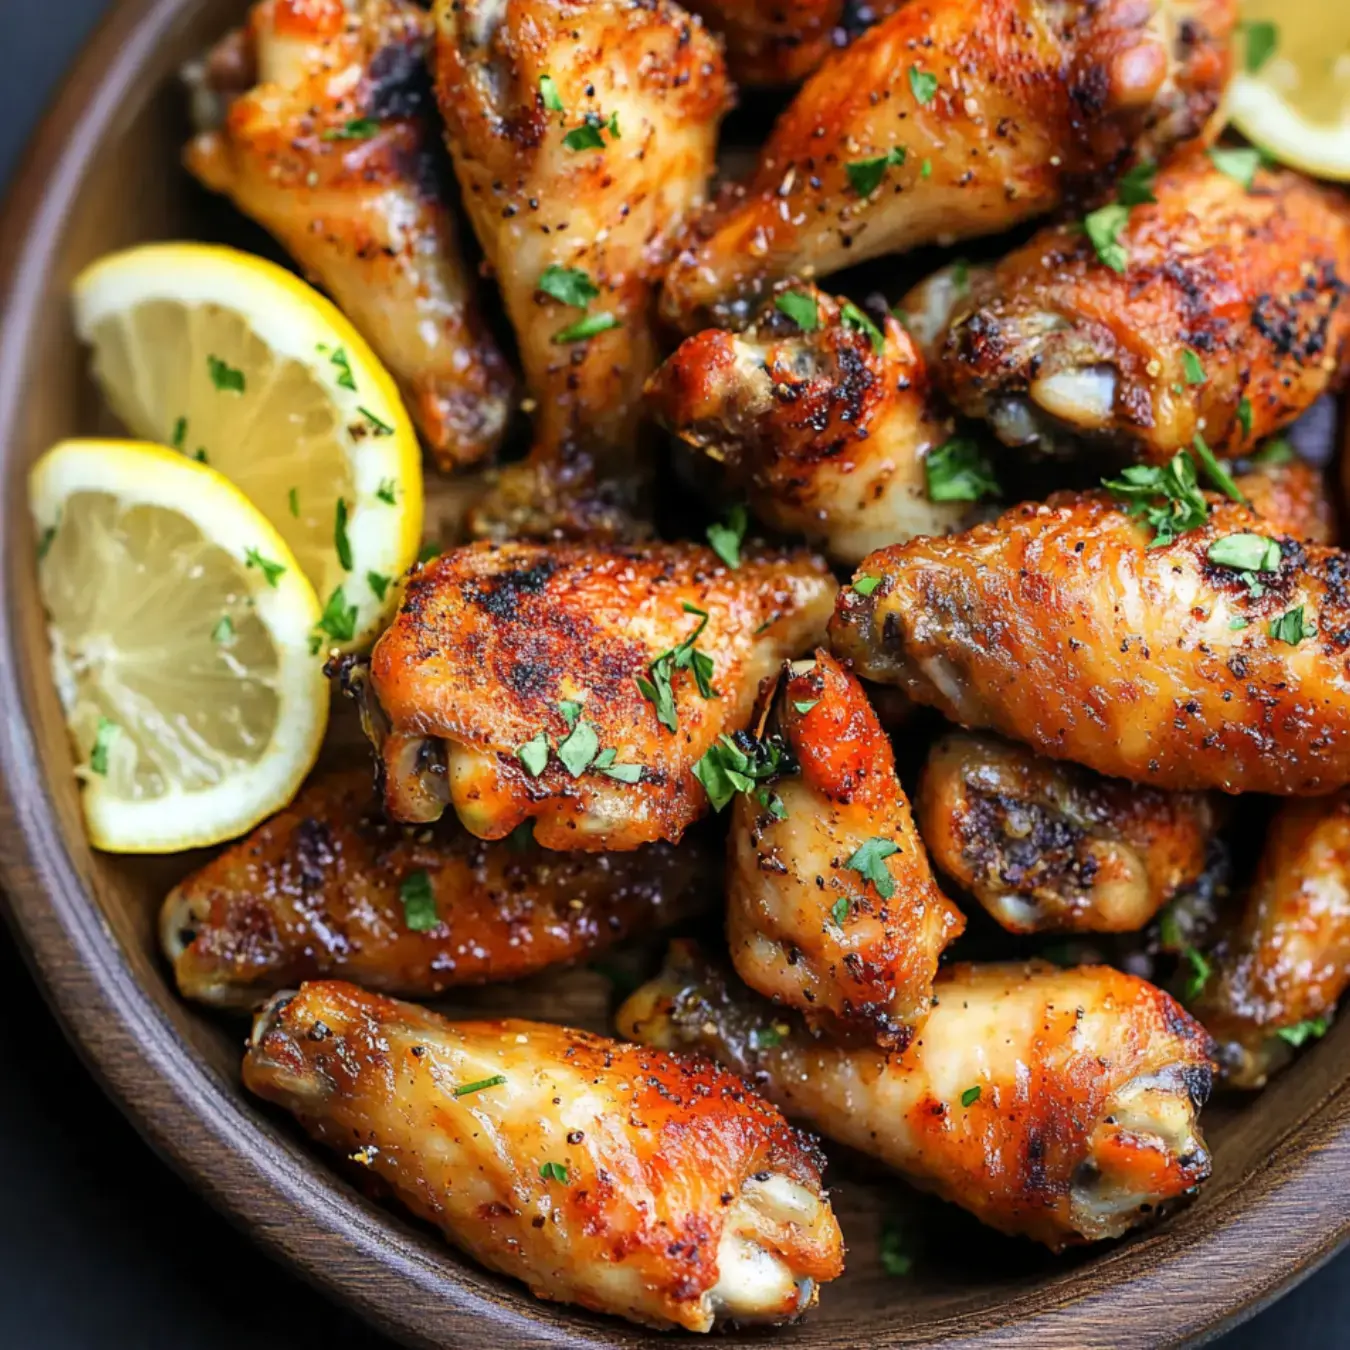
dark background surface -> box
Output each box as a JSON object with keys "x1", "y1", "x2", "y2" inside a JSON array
[{"x1": 1, "y1": 2, "x2": 1348, "y2": 1346}]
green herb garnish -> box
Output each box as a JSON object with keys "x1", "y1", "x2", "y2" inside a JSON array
[
  {"x1": 538, "y1": 264, "x2": 599, "y2": 309},
  {"x1": 707, "y1": 504, "x2": 747, "y2": 569},
  {"x1": 908, "y1": 65, "x2": 938, "y2": 104},
  {"x1": 960, "y1": 1085, "x2": 981, "y2": 1107},
  {"x1": 207, "y1": 355, "x2": 245, "y2": 393},
  {"x1": 244, "y1": 548, "x2": 285, "y2": 587},
  {"x1": 846, "y1": 146, "x2": 906, "y2": 197},
  {"x1": 322, "y1": 117, "x2": 380, "y2": 141},
  {"x1": 840, "y1": 300, "x2": 885, "y2": 354},
  {"x1": 925, "y1": 436, "x2": 999, "y2": 502},
  {"x1": 1084, "y1": 202, "x2": 1130, "y2": 273},
  {"x1": 453, "y1": 1074, "x2": 507, "y2": 1098},
  {"x1": 400, "y1": 869, "x2": 438, "y2": 931},
  {"x1": 1268, "y1": 605, "x2": 1315, "y2": 646},
  {"x1": 315, "y1": 585, "x2": 358, "y2": 644},
  {"x1": 553, "y1": 312, "x2": 620, "y2": 344},
  {"x1": 334, "y1": 498, "x2": 353, "y2": 571},
  {"x1": 774, "y1": 290, "x2": 819, "y2": 332},
  {"x1": 844, "y1": 836, "x2": 900, "y2": 899},
  {"x1": 89, "y1": 717, "x2": 119, "y2": 776}
]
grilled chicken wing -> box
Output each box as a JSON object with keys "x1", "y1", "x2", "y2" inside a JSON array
[
  {"x1": 1238, "y1": 455, "x2": 1336, "y2": 545},
  {"x1": 621, "y1": 942, "x2": 1214, "y2": 1248},
  {"x1": 660, "y1": 0, "x2": 1235, "y2": 331},
  {"x1": 938, "y1": 152, "x2": 1350, "y2": 461},
  {"x1": 432, "y1": 0, "x2": 730, "y2": 532},
  {"x1": 727, "y1": 651, "x2": 964, "y2": 1046},
  {"x1": 831, "y1": 492, "x2": 1350, "y2": 795},
  {"x1": 244, "y1": 981, "x2": 844, "y2": 1330},
  {"x1": 185, "y1": 0, "x2": 512, "y2": 469},
  {"x1": 1193, "y1": 793, "x2": 1350, "y2": 1088},
  {"x1": 160, "y1": 769, "x2": 714, "y2": 1009},
  {"x1": 647, "y1": 285, "x2": 967, "y2": 564},
  {"x1": 917, "y1": 732, "x2": 1218, "y2": 933},
  {"x1": 349, "y1": 541, "x2": 835, "y2": 846}
]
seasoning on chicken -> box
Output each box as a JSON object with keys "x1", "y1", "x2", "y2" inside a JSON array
[
  {"x1": 660, "y1": 0, "x2": 1236, "y2": 331},
  {"x1": 184, "y1": 0, "x2": 513, "y2": 470},
  {"x1": 937, "y1": 152, "x2": 1350, "y2": 461},
  {"x1": 346, "y1": 541, "x2": 835, "y2": 847},
  {"x1": 831, "y1": 491, "x2": 1350, "y2": 795},
  {"x1": 646, "y1": 285, "x2": 971, "y2": 565},
  {"x1": 1193, "y1": 793, "x2": 1350, "y2": 1088},
  {"x1": 621, "y1": 942, "x2": 1214, "y2": 1249},
  {"x1": 917, "y1": 732, "x2": 1219, "y2": 934},
  {"x1": 727, "y1": 651, "x2": 964, "y2": 1046},
  {"x1": 431, "y1": 0, "x2": 730, "y2": 534}
]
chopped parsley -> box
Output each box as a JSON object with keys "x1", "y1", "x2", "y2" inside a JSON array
[
  {"x1": 1242, "y1": 19, "x2": 1278, "y2": 74},
  {"x1": 830, "y1": 896, "x2": 850, "y2": 928},
  {"x1": 1116, "y1": 161, "x2": 1158, "y2": 207},
  {"x1": 592, "y1": 747, "x2": 643, "y2": 782},
  {"x1": 925, "y1": 436, "x2": 999, "y2": 502},
  {"x1": 752, "y1": 1024, "x2": 784, "y2": 1049},
  {"x1": 557, "y1": 719, "x2": 600, "y2": 777},
  {"x1": 538, "y1": 264, "x2": 599, "y2": 309},
  {"x1": 539, "y1": 74, "x2": 564, "y2": 112},
  {"x1": 89, "y1": 717, "x2": 119, "y2": 776},
  {"x1": 316, "y1": 585, "x2": 358, "y2": 644},
  {"x1": 693, "y1": 733, "x2": 782, "y2": 812},
  {"x1": 774, "y1": 290, "x2": 819, "y2": 332},
  {"x1": 376, "y1": 478, "x2": 398, "y2": 505},
  {"x1": 840, "y1": 300, "x2": 885, "y2": 354},
  {"x1": 1268, "y1": 605, "x2": 1315, "y2": 646},
  {"x1": 908, "y1": 64, "x2": 938, "y2": 105},
  {"x1": 1277, "y1": 1017, "x2": 1328, "y2": 1047},
  {"x1": 920, "y1": 158, "x2": 932, "y2": 178},
  {"x1": 558, "y1": 699, "x2": 583, "y2": 729},
  {"x1": 1181, "y1": 945, "x2": 1212, "y2": 1001},
  {"x1": 1102, "y1": 450, "x2": 1208, "y2": 546},
  {"x1": 553, "y1": 311, "x2": 620, "y2": 344},
  {"x1": 1237, "y1": 396, "x2": 1253, "y2": 439},
  {"x1": 844, "y1": 836, "x2": 900, "y2": 899},
  {"x1": 562, "y1": 111, "x2": 620, "y2": 151},
  {"x1": 1084, "y1": 202, "x2": 1131, "y2": 274},
  {"x1": 793, "y1": 699, "x2": 819, "y2": 715},
  {"x1": 211, "y1": 614, "x2": 234, "y2": 644},
  {"x1": 757, "y1": 788, "x2": 788, "y2": 819},
  {"x1": 1208, "y1": 145, "x2": 1266, "y2": 192},
  {"x1": 207, "y1": 354, "x2": 245, "y2": 393},
  {"x1": 453, "y1": 1074, "x2": 507, "y2": 1098},
  {"x1": 328, "y1": 346, "x2": 357, "y2": 390},
  {"x1": 321, "y1": 117, "x2": 380, "y2": 140},
  {"x1": 171, "y1": 416, "x2": 187, "y2": 450},
  {"x1": 400, "y1": 869, "x2": 438, "y2": 931},
  {"x1": 518, "y1": 732, "x2": 550, "y2": 777},
  {"x1": 1229, "y1": 617, "x2": 1249, "y2": 631},
  {"x1": 960, "y1": 1085, "x2": 981, "y2": 1107},
  {"x1": 244, "y1": 547, "x2": 285, "y2": 587},
  {"x1": 539, "y1": 1161, "x2": 569, "y2": 1183},
  {"x1": 1181, "y1": 350, "x2": 1206, "y2": 385},
  {"x1": 1251, "y1": 437, "x2": 1294, "y2": 465},
  {"x1": 1207, "y1": 532, "x2": 1281, "y2": 574},
  {"x1": 706, "y1": 504, "x2": 747, "y2": 568},
  {"x1": 334, "y1": 498, "x2": 353, "y2": 571},
  {"x1": 1190, "y1": 433, "x2": 1245, "y2": 504},
  {"x1": 288, "y1": 487, "x2": 300, "y2": 518},
  {"x1": 36, "y1": 525, "x2": 56, "y2": 561},
  {"x1": 879, "y1": 1218, "x2": 912, "y2": 1277},
  {"x1": 193, "y1": 448, "x2": 208, "y2": 463},
  {"x1": 357, "y1": 405, "x2": 395, "y2": 436},
  {"x1": 367, "y1": 570, "x2": 391, "y2": 602},
  {"x1": 852, "y1": 575, "x2": 881, "y2": 596},
  {"x1": 637, "y1": 604, "x2": 717, "y2": 732},
  {"x1": 846, "y1": 146, "x2": 906, "y2": 197},
  {"x1": 418, "y1": 541, "x2": 441, "y2": 564}
]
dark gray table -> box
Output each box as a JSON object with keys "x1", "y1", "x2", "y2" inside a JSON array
[{"x1": 1, "y1": 4, "x2": 1346, "y2": 1345}]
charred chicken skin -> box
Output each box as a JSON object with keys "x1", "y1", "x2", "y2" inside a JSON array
[
  {"x1": 727, "y1": 651, "x2": 965, "y2": 1046},
  {"x1": 160, "y1": 769, "x2": 714, "y2": 1009},
  {"x1": 185, "y1": 0, "x2": 513, "y2": 469},
  {"x1": 352, "y1": 541, "x2": 835, "y2": 847},
  {"x1": 660, "y1": 0, "x2": 1236, "y2": 331},
  {"x1": 244, "y1": 981, "x2": 844, "y2": 1330},
  {"x1": 937, "y1": 152, "x2": 1350, "y2": 461},
  {"x1": 621, "y1": 942, "x2": 1214, "y2": 1249}
]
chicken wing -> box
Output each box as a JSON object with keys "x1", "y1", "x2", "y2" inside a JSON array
[
  {"x1": 347, "y1": 541, "x2": 835, "y2": 847},
  {"x1": 660, "y1": 0, "x2": 1235, "y2": 331},
  {"x1": 831, "y1": 491, "x2": 1350, "y2": 795},
  {"x1": 432, "y1": 0, "x2": 730, "y2": 531},
  {"x1": 1238, "y1": 454, "x2": 1336, "y2": 545},
  {"x1": 647, "y1": 285, "x2": 968, "y2": 564},
  {"x1": 917, "y1": 732, "x2": 1218, "y2": 933},
  {"x1": 1193, "y1": 793, "x2": 1350, "y2": 1088},
  {"x1": 244, "y1": 981, "x2": 844, "y2": 1330},
  {"x1": 621, "y1": 942, "x2": 1214, "y2": 1248},
  {"x1": 727, "y1": 650, "x2": 964, "y2": 1046},
  {"x1": 160, "y1": 769, "x2": 714, "y2": 1009},
  {"x1": 937, "y1": 152, "x2": 1350, "y2": 461},
  {"x1": 185, "y1": 0, "x2": 513, "y2": 470}
]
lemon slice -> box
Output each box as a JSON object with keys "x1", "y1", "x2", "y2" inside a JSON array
[
  {"x1": 1227, "y1": 5, "x2": 1350, "y2": 181},
  {"x1": 30, "y1": 439, "x2": 329, "y2": 853},
  {"x1": 71, "y1": 243, "x2": 423, "y2": 650}
]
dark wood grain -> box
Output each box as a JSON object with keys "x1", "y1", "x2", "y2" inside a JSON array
[{"x1": 0, "y1": 0, "x2": 1348, "y2": 1345}]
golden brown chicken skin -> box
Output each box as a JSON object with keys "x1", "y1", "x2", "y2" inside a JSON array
[
  {"x1": 1238, "y1": 454, "x2": 1337, "y2": 545},
  {"x1": 244, "y1": 981, "x2": 844, "y2": 1330},
  {"x1": 938, "y1": 152, "x2": 1350, "y2": 461},
  {"x1": 621, "y1": 942, "x2": 1214, "y2": 1249},
  {"x1": 432, "y1": 0, "x2": 729, "y2": 531},
  {"x1": 917, "y1": 732, "x2": 1218, "y2": 933},
  {"x1": 660, "y1": 0, "x2": 1235, "y2": 331},
  {"x1": 647, "y1": 285, "x2": 967, "y2": 565},
  {"x1": 831, "y1": 492, "x2": 1350, "y2": 795},
  {"x1": 727, "y1": 651, "x2": 964, "y2": 1046},
  {"x1": 353, "y1": 541, "x2": 835, "y2": 847},
  {"x1": 185, "y1": 0, "x2": 512, "y2": 469},
  {"x1": 1193, "y1": 793, "x2": 1350, "y2": 1088},
  {"x1": 160, "y1": 769, "x2": 714, "y2": 1009}
]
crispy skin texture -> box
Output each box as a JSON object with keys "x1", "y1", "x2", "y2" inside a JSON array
[
  {"x1": 1239, "y1": 457, "x2": 1336, "y2": 545},
  {"x1": 1195, "y1": 793, "x2": 1350, "y2": 1088},
  {"x1": 917, "y1": 732, "x2": 1218, "y2": 933},
  {"x1": 660, "y1": 0, "x2": 1235, "y2": 330},
  {"x1": 362, "y1": 542, "x2": 836, "y2": 846},
  {"x1": 938, "y1": 152, "x2": 1350, "y2": 461},
  {"x1": 621, "y1": 943, "x2": 1214, "y2": 1249},
  {"x1": 184, "y1": 0, "x2": 512, "y2": 469},
  {"x1": 244, "y1": 982, "x2": 844, "y2": 1331},
  {"x1": 646, "y1": 286, "x2": 965, "y2": 565},
  {"x1": 727, "y1": 651, "x2": 964, "y2": 1045},
  {"x1": 161, "y1": 769, "x2": 714, "y2": 1009},
  {"x1": 830, "y1": 492, "x2": 1350, "y2": 795}
]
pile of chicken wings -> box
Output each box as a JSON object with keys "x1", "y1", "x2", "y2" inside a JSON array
[{"x1": 174, "y1": 0, "x2": 1350, "y2": 1332}]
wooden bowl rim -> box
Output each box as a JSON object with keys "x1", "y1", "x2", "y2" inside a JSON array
[{"x1": 1, "y1": 0, "x2": 1348, "y2": 1344}]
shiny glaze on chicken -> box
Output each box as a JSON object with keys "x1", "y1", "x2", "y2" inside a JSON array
[
  {"x1": 727, "y1": 651, "x2": 964, "y2": 1045},
  {"x1": 185, "y1": 0, "x2": 513, "y2": 469},
  {"x1": 660, "y1": 0, "x2": 1235, "y2": 330},
  {"x1": 621, "y1": 942, "x2": 1214, "y2": 1249},
  {"x1": 244, "y1": 981, "x2": 845, "y2": 1330}
]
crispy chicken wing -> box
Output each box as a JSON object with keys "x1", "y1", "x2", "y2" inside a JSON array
[
  {"x1": 660, "y1": 0, "x2": 1235, "y2": 331},
  {"x1": 244, "y1": 981, "x2": 844, "y2": 1330},
  {"x1": 917, "y1": 732, "x2": 1218, "y2": 933},
  {"x1": 937, "y1": 152, "x2": 1350, "y2": 461},
  {"x1": 185, "y1": 0, "x2": 512, "y2": 469},
  {"x1": 727, "y1": 651, "x2": 964, "y2": 1045},
  {"x1": 1193, "y1": 793, "x2": 1350, "y2": 1088},
  {"x1": 432, "y1": 0, "x2": 730, "y2": 531},
  {"x1": 160, "y1": 769, "x2": 714, "y2": 1009},
  {"x1": 621, "y1": 942, "x2": 1214, "y2": 1249},
  {"x1": 349, "y1": 541, "x2": 835, "y2": 846},
  {"x1": 831, "y1": 492, "x2": 1350, "y2": 795},
  {"x1": 1238, "y1": 455, "x2": 1336, "y2": 545},
  {"x1": 647, "y1": 285, "x2": 966, "y2": 564}
]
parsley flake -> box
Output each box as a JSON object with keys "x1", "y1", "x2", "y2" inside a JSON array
[
  {"x1": 774, "y1": 290, "x2": 819, "y2": 332},
  {"x1": 1084, "y1": 202, "x2": 1131, "y2": 273},
  {"x1": 1237, "y1": 396, "x2": 1253, "y2": 439},
  {"x1": 693, "y1": 733, "x2": 783, "y2": 811},
  {"x1": 1116, "y1": 161, "x2": 1158, "y2": 206},
  {"x1": 637, "y1": 604, "x2": 717, "y2": 732},
  {"x1": 539, "y1": 1161, "x2": 569, "y2": 1183},
  {"x1": 1102, "y1": 450, "x2": 1208, "y2": 546},
  {"x1": 960, "y1": 1085, "x2": 981, "y2": 1107},
  {"x1": 36, "y1": 525, "x2": 56, "y2": 561},
  {"x1": 538, "y1": 264, "x2": 599, "y2": 309},
  {"x1": 400, "y1": 869, "x2": 438, "y2": 930},
  {"x1": 539, "y1": 74, "x2": 564, "y2": 112},
  {"x1": 334, "y1": 498, "x2": 353, "y2": 571},
  {"x1": 1242, "y1": 20, "x2": 1278, "y2": 73},
  {"x1": 557, "y1": 721, "x2": 600, "y2": 777},
  {"x1": 211, "y1": 614, "x2": 234, "y2": 645},
  {"x1": 793, "y1": 699, "x2": 819, "y2": 715},
  {"x1": 908, "y1": 64, "x2": 938, "y2": 104},
  {"x1": 328, "y1": 346, "x2": 357, "y2": 390},
  {"x1": 518, "y1": 732, "x2": 550, "y2": 777},
  {"x1": 752, "y1": 1025, "x2": 784, "y2": 1049},
  {"x1": 1251, "y1": 437, "x2": 1294, "y2": 465},
  {"x1": 244, "y1": 548, "x2": 285, "y2": 587},
  {"x1": 707, "y1": 504, "x2": 747, "y2": 568},
  {"x1": 1277, "y1": 1017, "x2": 1329, "y2": 1048},
  {"x1": 845, "y1": 836, "x2": 900, "y2": 899},
  {"x1": 830, "y1": 896, "x2": 850, "y2": 927},
  {"x1": 852, "y1": 574, "x2": 881, "y2": 596},
  {"x1": 1181, "y1": 946, "x2": 1212, "y2": 1001},
  {"x1": 207, "y1": 355, "x2": 245, "y2": 393},
  {"x1": 89, "y1": 717, "x2": 119, "y2": 776},
  {"x1": 1268, "y1": 605, "x2": 1314, "y2": 646},
  {"x1": 925, "y1": 436, "x2": 999, "y2": 502},
  {"x1": 171, "y1": 416, "x2": 188, "y2": 450},
  {"x1": 1208, "y1": 532, "x2": 1281, "y2": 575},
  {"x1": 757, "y1": 787, "x2": 788, "y2": 819},
  {"x1": 879, "y1": 1218, "x2": 912, "y2": 1277},
  {"x1": 367, "y1": 570, "x2": 392, "y2": 602},
  {"x1": 1208, "y1": 144, "x2": 1266, "y2": 192},
  {"x1": 315, "y1": 585, "x2": 358, "y2": 644},
  {"x1": 1182, "y1": 350, "x2": 1206, "y2": 385},
  {"x1": 418, "y1": 541, "x2": 441, "y2": 564},
  {"x1": 1190, "y1": 433, "x2": 1246, "y2": 504},
  {"x1": 558, "y1": 699, "x2": 583, "y2": 729},
  {"x1": 376, "y1": 478, "x2": 398, "y2": 505},
  {"x1": 553, "y1": 311, "x2": 620, "y2": 344},
  {"x1": 288, "y1": 487, "x2": 300, "y2": 518},
  {"x1": 453, "y1": 1074, "x2": 507, "y2": 1098},
  {"x1": 840, "y1": 300, "x2": 885, "y2": 354},
  {"x1": 562, "y1": 111, "x2": 619, "y2": 151},
  {"x1": 846, "y1": 146, "x2": 906, "y2": 197},
  {"x1": 322, "y1": 117, "x2": 380, "y2": 141},
  {"x1": 357, "y1": 406, "x2": 395, "y2": 436}
]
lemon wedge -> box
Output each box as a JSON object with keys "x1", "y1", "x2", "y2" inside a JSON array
[
  {"x1": 71, "y1": 243, "x2": 423, "y2": 650},
  {"x1": 1227, "y1": 5, "x2": 1350, "y2": 181},
  {"x1": 30, "y1": 439, "x2": 329, "y2": 853}
]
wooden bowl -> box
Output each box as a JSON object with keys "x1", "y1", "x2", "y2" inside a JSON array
[{"x1": 2, "y1": 0, "x2": 1349, "y2": 1344}]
